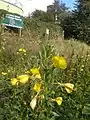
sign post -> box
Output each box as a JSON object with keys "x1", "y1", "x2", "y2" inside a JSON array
[
  {"x1": 2, "y1": 14, "x2": 23, "y2": 28},
  {"x1": 1, "y1": 14, "x2": 24, "y2": 36}
]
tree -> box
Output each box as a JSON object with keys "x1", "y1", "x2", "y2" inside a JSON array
[
  {"x1": 31, "y1": 9, "x2": 54, "y2": 22},
  {"x1": 75, "y1": 0, "x2": 90, "y2": 41},
  {"x1": 30, "y1": 0, "x2": 69, "y2": 26},
  {"x1": 47, "y1": 0, "x2": 69, "y2": 24},
  {"x1": 62, "y1": 0, "x2": 90, "y2": 42},
  {"x1": 64, "y1": 0, "x2": 90, "y2": 42}
]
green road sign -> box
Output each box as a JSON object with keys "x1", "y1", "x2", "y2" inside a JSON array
[{"x1": 2, "y1": 14, "x2": 24, "y2": 28}]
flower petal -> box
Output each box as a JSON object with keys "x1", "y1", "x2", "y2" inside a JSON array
[
  {"x1": 52, "y1": 56, "x2": 60, "y2": 68},
  {"x1": 30, "y1": 68, "x2": 40, "y2": 74},
  {"x1": 55, "y1": 97, "x2": 63, "y2": 105},
  {"x1": 1, "y1": 72, "x2": 7, "y2": 75},
  {"x1": 30, "y1": 97, "x2": 37, "y2": 110},
  {"x1": 64, "y1": 83, "x2": 74, "y2": 93},
  {"x1": 11, "y1": 78, "x2": 18, "y2": 86},
  {"x1": 52, "y1": 56, "x2": 67, "y2": 69},
  {"x1": 58, "y1": 57, "x2": 67, "y2": 69},
  {"x1": 33, "y1": 83, "x2": 41, "y2": 92},
  {"x1": 17, "y1": 75, "x2": 29, "y2": 84},
  {"x1": 30, "y1": 68, "x2": 41, "y2": 79}
]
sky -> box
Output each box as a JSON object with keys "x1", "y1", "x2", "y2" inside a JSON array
[
  {"x1": 62, "y1": 0, "x2": 75, "y2": 10},
  {"x1": 5, "y1": 0, "x2": 75, "y2": 16}
]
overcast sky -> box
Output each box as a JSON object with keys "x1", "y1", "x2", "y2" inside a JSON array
[{"x1": 5, "y1": 0, "x2": 75, "y2": 16}]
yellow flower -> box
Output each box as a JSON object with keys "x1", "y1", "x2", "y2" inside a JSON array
[
  {"x1": 35, "y1": 74, "x2": 41, "y2": 79},
  {"x1": 22, "y1": 49, "x2": 26, "y2": 53},
  {"x1": 63, "y1": 83, "x2": 74, "y2": 93},
  {"x1": 19, "y1": 48, "x2": 26, "y2": 53},
  {"x1": 19, "y1": 48, "x2": 23, "y2": 52},
  {"x1": 30, "y1": 68, "x2": 40, "y2": 74},
  {"x1": 52, "y1": 56, "x2": 60, "y2": 68},
  {"x1": 1, "y1": 72, "x2": 7, "y2": 75},
  {"x1": 17, "y1": 75, "x2": 29, "y2": 84},
  {"x1": 33, "y1": 83, "x2": 41, "y2": 92},
  {"x1": 30, "y1": 68, "x2": 41, "y2": 79},
  {"x1": 55, "y1": 97, "x2": 63, "y2": 105},
  {"x1": 11, "y1": 78, "x2": 18, "y2": 86},
  {"x1": 52, "y1": 56, "x2": 67, "y2": 69}
]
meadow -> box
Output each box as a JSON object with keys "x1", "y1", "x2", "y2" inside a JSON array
[{"x1": 0, "y1": 20, "x2": 90, "y2": 120}]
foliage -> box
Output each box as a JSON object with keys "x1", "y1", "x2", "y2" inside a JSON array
[
  {"x1": 0, "y1": 10, "x2": 6, "y2": 20},
  {"x1": 0, "y1": 10, "x2": 7, "y2": 34},
  {"x1": 31, "y1": 10, "x2": 54, "y2": 23},
  {"x1": 24, "y1": 18, "x2": 63, "y2": 40},
  {"x1": 31, "y1": 0, "x2": 69, "y2": 24},
  {"x1": 63, "y1": 0, "x2": 90, "y2": 42}
]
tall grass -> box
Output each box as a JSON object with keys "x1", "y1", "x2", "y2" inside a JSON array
[
  {"x1": 0, "y1": 20, "x2": 90, "y2": 119},
  {"x1": 0, "y1": 37, "x2": 90, "y2": 119}
]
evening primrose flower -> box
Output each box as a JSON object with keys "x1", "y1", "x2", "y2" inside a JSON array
[
  {"x1": 11, "y1": 78, "x2": 18, "y2": 86},
  {"x1": 1, "y1": 72, "x2": 7, "y2": 75},
  {"x1": 52, "y1": 56, "x2": 67, "y2": 69},
  {"x1": 33, "y1": 83, "x2": 41, "y2": 92},
  {"x1": 30, "y1": 68, "x2": 41, "y2": 79},
  {"x1": 55, "y1": 97, "x2": 63, "y2": 105},
  {"x1": 62, "y1": 83, "x2": 74, "y2": 93},
  {"x1": 17, "y1": 75, "x2": 29, "y2": 84}
]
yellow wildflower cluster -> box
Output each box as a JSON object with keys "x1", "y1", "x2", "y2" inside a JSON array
[
  {"x1": 50, "y1": 83, "x2": 74, "y2": 106},
  {"x1": 30, "y1": 81, "x2": 75, "y2": 110},
  {"x1": 17, "y1": 48, "x2": 27, "y2": 56},
  {"x1": 10, "y1": 54, "x2": 75, "y2": 110},
  {"x1": 11, "y1": 68, "x2": 41, "y2": 86},
  {"x1": 1, "y1": 72, "x2": 7, "y2": 75},
  {"x1": 19, "y1": 48, "x2": 26, "y2": 53},
  {"x1": 11, "y1": 74, "x2": 29, "y2": 85}
]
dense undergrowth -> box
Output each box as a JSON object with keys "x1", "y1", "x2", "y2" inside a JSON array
[
  {"x1": 0, "y1": 39, "x2": 90, "y2": 120},
  {"x1": 0, "y1": 19, "x2": 90, "y2": 120}
]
